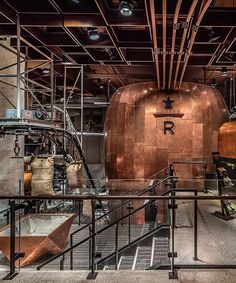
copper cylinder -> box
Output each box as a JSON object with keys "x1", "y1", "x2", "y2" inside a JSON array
[
  {"x1": 105, "y1": 82, "x2": 228, "y2": 223},
  {"x1": 219, "y1": 120, "x2": 236, "y2": 159}
]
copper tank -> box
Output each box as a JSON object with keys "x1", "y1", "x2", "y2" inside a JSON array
[
  {"x1": 105, "y1": 82, "x2": 228, "y2": 223},
  {"x1": 219, "y1": 120, "x2": 236, "y2": 159}
]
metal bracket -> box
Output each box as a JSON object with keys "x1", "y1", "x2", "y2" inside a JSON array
[
  {"x1": 173, "y1": 22, "x2": 180, "y2": 30},
  {"x1": 182, "y1": 21, "x2": 189, "y2": 29},
  {"x1": 126, "y1": 206, "x2": 134, "y2": 210},
  {"x1": 86, "y1": 272, "x2": 98, "y2": 280},
  {"x1": 168, "y1": 252, "x2": 177, "y2": 258},
  {"x1": 95, "y1": 252, "x2": 102, "y2": 258},
  {"x1": 192, "y1": 24, "x2": 199, "y2": 32},
  {"x1": 168, "y1": 204, "x2": 178, "y2": 209},
  {"x1": 169, "y1": 269, "x2": 178, "y2": 279}
]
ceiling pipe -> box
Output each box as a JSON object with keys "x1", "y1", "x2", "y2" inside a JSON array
[
  {"x1": 162, "y1": 0, "x2": 167, "y2": 89},
  {"x1": 168, "y1": 0, "x2": 182, "y2": 90},
  {"x1": 144, "y1": 0, "x2": 153, "y2": 42},
  {"x1": 149, "y1": 0, "x2": 160, "y2": 90},
  {"x1": 178, "y1": 0, "x2": 213, "y2": 88},
  {"x1": 173, "y1": 0, "x2": 199, "y2": 90}
]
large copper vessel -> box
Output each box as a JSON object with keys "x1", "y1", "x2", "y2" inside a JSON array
[
  {"x1": 219, "y1": 120, "x2": 236, "y2": 159},
  {"x1": 0, "y1": 213, "x2": 74, "y2": 267},
  {"x1": 105, "y1": 82, "x2": 228, "y2": 223}
]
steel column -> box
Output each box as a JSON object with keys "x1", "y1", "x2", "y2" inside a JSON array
[
  {"x1": 87, "y1": 199, "x2": 98, "y2": 279},
  {"x1": 80, "y1": 65, "x2": 84, "y2": 148},
  {"x1": 193, "y1": 190, "x2": 198, "y2": 261},
  {"x1": 16, "y1": 15, "x2": 21, "y2": 119},
  {"x1": 115, "y1": 222, "x2": 119, "y2": 270}
]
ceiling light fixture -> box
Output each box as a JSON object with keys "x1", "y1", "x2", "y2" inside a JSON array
[
  {"x1": 119, "y1": 1, "x2": 134, "y2": 17},
  {"x1": 210, "y1": 78, "x2": 217, "y2": 88},
  {"x1": 104, "y1": 48, "x2": 116, "y2": 60},
  {"x1": 222, "y1": 67, "x2": 228, "y2": 77},
  {"x1": 88, "y1": 28, "x2": 100, "y2": 41},
  {"x1": 41, "y1": 68, "x2": 50, "y2": 75}
]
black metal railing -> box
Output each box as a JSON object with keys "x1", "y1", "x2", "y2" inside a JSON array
[
  {"x1": 2, "y1": 194, "x2": 236, "y2": 279},
  {"x1": 68, "y1": 165, "x2": 174, "y2": 270}
]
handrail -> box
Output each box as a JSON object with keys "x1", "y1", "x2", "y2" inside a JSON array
[
  {"x1": 148, "y1": 166, "x2": 170, "y2": 180},
  {"x1": 36, "y1": 187, "x2": 197, "y2": 270},
  {"x1": 2, "y1": 194, "x2": 236, "y2": 201},
  {"x1": 36, "y1": 189, "x2": 169, "y2": 270},
  {"x1": 70, "y1": 175, "x2": 172, "y2": 238},
  {"x1": 97, "y1": 223, "x2": 170, "y2": 267}
]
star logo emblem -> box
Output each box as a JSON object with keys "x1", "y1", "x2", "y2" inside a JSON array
[{"x1": 163, "y1": 96, "x2": 175, "y2": 110}]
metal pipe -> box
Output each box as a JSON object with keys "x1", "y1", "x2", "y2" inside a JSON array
[
  {"x1": 16, "y1": 14, "x2": 21, "y2": 119},
  {"x1": 115, "y1": 222, "x2": 119, "y2": 270},
  {"x1": 9, "y1": 200, "x2": 16, "y2": 277},
  {"x1": 178, "y1": 0, "x2": 213, "y2": 88},
  {"x1": 80, "y1": 65, "x2": 84, "y2": 148},
  {"x1": 21, "y1": 61, "x2": 50, "y2": 76},
  {"x1": 2, "y1": 194, "x2": 236, "y2": 202},
  {"x1": 173, "y1": 0, "x2": 199, "y2": 90},
  {"x1": 162, "y1": 0, "x2": 167, "y2": 89},
  {"x1": 50, "y1": 54, "x2": 54, "y2": 123},
  {"x1": 233, "y1": 75, "x2": 236, "y2": 106},
  {"x1": 63, "y1": 66, "x2": 67, "y2": 131},
  {"x1": 21, "y1": 78, "x2": 51, "y2": 119},
  {"x1": 86, "y1": 199, "x2": 97, "y2": 279},
  {"x1": 169, "y1": 198, "x2": 176, "y2": 279},
  {"x1": 193, "y1": 190, "x2": 198, "y2": 261},
  {"x1": 149, "y1": 0, "x2": 160, "y2": 90},
  {"x1": 65, "y1": 69, "x2": 81, "y2": 106},
  {"x1": 0, "y1": 89, "x2": 16, "y2": 109},
  {"x1": 0, "y1": 60, "x2": 25, "y2": 72},
  {"x1": 21, "y1": 77, "x2": 52, "y2": 92},
  {"x1": 0, "y1": 74, "x2": 17, "y2": 78},
  {"x1": 0, "y1": 43, "x2": 24, "y2": 59},
  {"x1": 70, "y1": 234, "x2": 74, "y2": 270},
  {"x1": 168, "y1": 0, "x2": 182, "y2": 89},
  {"x1": 0, "y1": 79, "x2": 25, "y2": 91},
  {"x1": 128, "y1": 202, "x2": 131, "y2": 244},
  {"x1": 230, "y1": 76, "x2": 232, "y2": 110},
  {"x1": 20, "y1": 37, "x2": 52, "y2": 61}
]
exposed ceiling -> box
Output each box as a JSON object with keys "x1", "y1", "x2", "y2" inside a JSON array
[{"x1": 0, "y1": 0, "x2": 236, "y2": 97}]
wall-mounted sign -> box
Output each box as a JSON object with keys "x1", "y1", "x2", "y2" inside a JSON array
[{"x1": 153, "y1": 95, "x2": 184, "y2": 135}]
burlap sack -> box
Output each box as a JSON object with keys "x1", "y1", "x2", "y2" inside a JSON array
[
  {"x1": 66, "y1": 161, "x2": 84, "y2": 192},
  {"x1": 31, "y1": 156, "x2": 55, "y2": 196}
]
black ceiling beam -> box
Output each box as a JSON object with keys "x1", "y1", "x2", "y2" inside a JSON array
[
  {"x1": 201, "y1": 9, "x2": 236, "y2": 27},
  {"x1": 19, "y1": 13, "x2": 105, "y2": 27},
  {"x1": 87, "y1": 73, "x2": 155, "y2": 80}
]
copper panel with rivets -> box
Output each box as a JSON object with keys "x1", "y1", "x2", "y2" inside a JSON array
[{"x1": 105, "y1": 82, "x2": 228, "y2": 223}]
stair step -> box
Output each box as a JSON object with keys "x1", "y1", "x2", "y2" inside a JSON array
[
  {"x1": 152, "y1": 237, "x2": 170, "y2": 266},
  {"x1": 118, "y1": 256, "x2": 135, "y2": 270},
  {"x1": 134, "y1": 246, "x2": 152, "y2": 270}
]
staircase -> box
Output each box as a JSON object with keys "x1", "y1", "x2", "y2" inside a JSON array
[
  {"x1": 102, "y1": 235, "x2": 170, "y2": 270},
  {"x1": 100, "y1": 223, "x2": 170, "y2": 271}
]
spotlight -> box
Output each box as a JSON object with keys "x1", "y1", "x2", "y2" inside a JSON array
[
  {"x1": 119, "y1": 1, "x2": 134, "y2": 16},
  {"x1": 207, "y1": 27, "x2": 221, "y2": 42},
  {"x1": 41, "y1": 68, "x2": 50, "y2": 75},
  {"x1": 210, "y1": 78, "x2": 217, "y2": 88},
  {"x1": 88, "y1": 28, "x2": 100, "y2": 41},
  {"x1": 222, "y1": 67, "x2": 228, "y2": 77},
  {"x1": 96, "y1": 78, "x2": 104, "y2": 89},
  {"x1": 71, "y1": 0, "x2": 79, "y2": 3}
]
